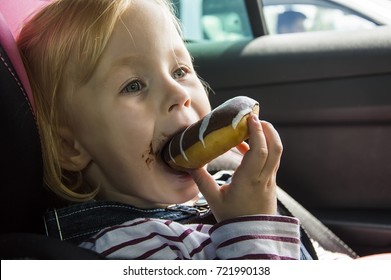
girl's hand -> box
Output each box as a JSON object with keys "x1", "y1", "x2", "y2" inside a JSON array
[{"x1": 189, "y1": 115, "x2": 282, "y2": 222}]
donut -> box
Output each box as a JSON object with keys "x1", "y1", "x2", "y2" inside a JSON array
[{"x1": 162, "y1": 96, "x2": 259, "y2": 171}]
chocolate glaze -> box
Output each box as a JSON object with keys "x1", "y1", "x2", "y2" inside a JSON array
[{"x1": 162, "y1": 96, "x2": 259, "y2": 165}]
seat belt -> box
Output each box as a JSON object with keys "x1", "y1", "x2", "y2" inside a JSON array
[{"x1": 277, "y1": 187, "x2": 359, "y2": 259}]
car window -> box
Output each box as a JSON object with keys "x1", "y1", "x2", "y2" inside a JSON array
[
  {"x1": 171, "y1": 0, "x2": 253, "y2": 41},
  {"x1": 261, "y1": 0, "x2": 381, "y2": 34}
]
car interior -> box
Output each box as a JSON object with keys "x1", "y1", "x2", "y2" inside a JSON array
[
  {"x1": 1, "y1": 0, "x2": 390, "y2": 259},
  {"x1": 185, "y1": 0, "x2": 391, "y2": 257}
]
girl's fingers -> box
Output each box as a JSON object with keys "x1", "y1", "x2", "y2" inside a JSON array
[
  {"x1": 236, "y1": 114, "x2": 269, "y2": 177},
  {"x1": 232, "y1": 117, "x2": 282, "y2": 190},
  {"x1": 259, "y1": 121, "x2": 283, "y2": 182},
  {"x1": 236, "y1": 141, "x2": 249, "y2": 154},
  {"x1": 189, "y1": 168, "x2": 221, "y2": 205},
  {"x1": 188, "y1": 118, "x2": 282, "y2": 221}
]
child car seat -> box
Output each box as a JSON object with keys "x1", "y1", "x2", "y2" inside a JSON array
[
  {"x1": 0, "y1": 11, "x2": 102, "y2": 259},
  {"x1": 0, "y1": 11, "x2": 45, "y2": 235}
]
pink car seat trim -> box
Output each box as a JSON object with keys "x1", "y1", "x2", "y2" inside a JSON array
[
  {"x1": 0, "y1": 0, "x2": 46, "y2": 38},
  {"x1": 0, "y1": 12, "x2": 35, "y2": 113}
]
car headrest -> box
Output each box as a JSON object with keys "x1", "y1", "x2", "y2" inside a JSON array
[{"x1": 0, "y1": 12, "x2": 46, "y2": 234}]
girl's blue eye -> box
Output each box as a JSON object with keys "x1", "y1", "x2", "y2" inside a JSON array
[
  {"x1": 172, "y1": 67, "x2": 187, "y2": 79},
  {"x1": 121, "y1": 80, "x2": 143, "y2": 94}
]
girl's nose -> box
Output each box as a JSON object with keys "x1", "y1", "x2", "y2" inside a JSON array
[
  {"x1": 162, "y1": 77, "x2": 191, "y2": 113},
  {"x1": 168, "y1": 95, "x2": 191, "y2": 112}
]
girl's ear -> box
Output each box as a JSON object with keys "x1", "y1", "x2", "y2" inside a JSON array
[{"x1": 58, "y1": 127, "x2": 91, "y2": 171}]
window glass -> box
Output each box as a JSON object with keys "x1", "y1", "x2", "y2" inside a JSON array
[
  {"x1": 263, "y1": 3, "x2": 377, "y2": 34},
  {"x1": 171, "y1": 0, "x2": 252, "y2": 41}
]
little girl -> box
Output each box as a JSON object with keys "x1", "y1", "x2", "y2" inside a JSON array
[{"x1": 17, "y1": 0, "x2": 302, "y2": 259}]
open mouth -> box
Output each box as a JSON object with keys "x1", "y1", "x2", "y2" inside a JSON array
[
  {"x1": 155, "y1": 127, "x2": 189, "y2": 176},
  {"x1": 159, "y1": 149, "x2": 190, "y2": 177}
]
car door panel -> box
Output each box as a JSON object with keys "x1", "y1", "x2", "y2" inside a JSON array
[
  {"x1": 188, "y1": 26, "x2": 391, "y2": 256},
  {"x1": 189, "y1": 27, "x2": 391, "y2": 89},
  {"x1": 314, "y1": 210, "x2": 391, "y2": 256}
]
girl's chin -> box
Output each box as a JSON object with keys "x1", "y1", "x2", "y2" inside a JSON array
[{"x1": 155, "y1": 159, "x2": 199, "y2": 202}]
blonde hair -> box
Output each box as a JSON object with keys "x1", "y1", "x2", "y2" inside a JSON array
[{"x1": 17, "y1": 0, "x2": 181, "y2": 202}]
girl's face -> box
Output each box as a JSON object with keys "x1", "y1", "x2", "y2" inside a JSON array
[{"x1": 63, "y1": 0, "x2": 210, "y2": 207}]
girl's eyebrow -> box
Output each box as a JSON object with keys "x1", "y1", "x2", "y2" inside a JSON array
[
  {"x1": 99, "y1": 44, "x2": 191, "y2": 85},
  {"x1": 101, "y1": 54, "x2": 143, "y2": 83},
  {"x1": 172, "y1": 46, "x2": 191, "y2": 58},
  {"x1": 109, "y1": 55, "x2": 142, "y2": 71}
]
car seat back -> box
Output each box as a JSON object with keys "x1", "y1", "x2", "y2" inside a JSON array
[{"x1": 0, "y1": 12, "x2": 46, "y2": 234}]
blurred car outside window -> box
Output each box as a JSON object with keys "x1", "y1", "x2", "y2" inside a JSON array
[
  {"x1": 276, "y1": 10, "x2": 307, "y2": 33},
  {"x1": 262, "y1": 0, "x2": 391, "y2": 34},
  {"x1": 171, "y1": 0, "x2": 391, "y2": 40},
  {"x1": 171, "y1": 0, "x2": 253, "y2": 42}
]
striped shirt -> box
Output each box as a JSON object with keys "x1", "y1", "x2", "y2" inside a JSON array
[{"x1": 79, "y1": 215, "x2": 300, "y2": 260}]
